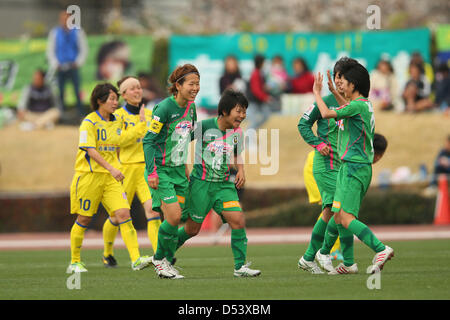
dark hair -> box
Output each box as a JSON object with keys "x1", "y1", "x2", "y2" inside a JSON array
[
  {"x1": 90, "y1": 83, "x2": 119, "y2": 111},
  {"x1": 293, "y1": 57, "x2": 309, "y2": 72},
  {"x1": 333, "y1": 57, "x2": 359, "y2": 78},
  {"x1": 254, "y1": 55, "x2": 265, "y2": 69},
  {"x1": 341, "y1": 63, "x2": 371, "y2": 98},
  {"x1": 374, "y1": 133, "x2": 388, "y2": 155},
  {"x1": 167, "y1": 64, "x2": 200, "y2": 95},
  {"x1": 409, "y1": 61, "x2": 424, "y2": 74},
  {"x1": 218, "y1": 89, "x2": 248, "y2": 116}
]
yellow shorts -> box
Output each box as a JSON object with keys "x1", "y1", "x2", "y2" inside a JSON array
[
  {"x1": 120, "y1": 162, "x2": 152, "y2": 205},
  {"x1": 70, "y1": 171, "x2": 130, "y2": 217}
]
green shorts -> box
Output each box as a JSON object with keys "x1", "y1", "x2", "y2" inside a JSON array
[
  {"x1": 181, "y1": 177, "x2": 242, "y2": 224},
  {"x1": 313, "y1": 169, "x2": 339, "y2": 211},
  {"x1": 145, "y1": 165, "x2": 188, "y2": 213},
  {"x1": 331, "y1": 161, "x2": 372, "y2": 218}
]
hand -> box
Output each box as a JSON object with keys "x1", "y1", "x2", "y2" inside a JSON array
[
  {"x1": 235, "y1": 170, "x2": 246, "y2": 189},
  {"x1": 318, "y1": 145, "x2": 330, "y2": 156},
  {"x1": 327, "y1": 70, "x2": 337, "y2": 93},
  {"x1": 139, "y1": 104, "x2": 146, "y2": 122},
  {"x1": 185, "y1": 166, "x2": 190, "y2": 182},
  {"x1": 109, "y1": 167, "x2": 125, "y2": 182},
  {"x1": 313, "y1": 72, "x2": 323, "y2": 96},
  {"x1": 148, "y1": 175, "x2": 159, "y2": 189}
]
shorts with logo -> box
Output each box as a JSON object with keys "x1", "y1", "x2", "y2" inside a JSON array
[
  {"x1": 331, "y1": 161, "x2": 372, "y2": 218},
  {"x1": 181, "y1": 177, "x2": 242, "y2": 224},
  {"x1": 145, "y1": 165, "x2": 188, "y2": 213},
  {"x1": 120, "y1": 162, "x2": 152, "y2": 205},
  {"x1": 70, "y1": 171, "x2": 130, "y2": 217}
]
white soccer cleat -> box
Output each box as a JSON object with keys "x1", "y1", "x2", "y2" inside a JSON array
[
  {"x1": 67, "y1": 262, "x2": 88, "y2": 273},
  {"x1": 328, "y1": 263, "x2": 358, "y2": 275},
  {"x1": 315, "y1": 250, "x2": 335, "y2": 272},
  {"x1": 234, "y1": 262, "x2": 261, "y2": 277},
  {"x1": 131, "y1": 255, "x2": 152, "y2": 271},
  {"x1": 298, "y1": 256, "x2": 324, "y2": 274},
  {"x1": 368, "y1": 245, "x2": 394, "y2": 273},
  {"x1": 151, "y1": 256, "x2": 176, "y2": 279},
  {"x1": 164, "y1": 258, "x2": 185, "y2": 279}
]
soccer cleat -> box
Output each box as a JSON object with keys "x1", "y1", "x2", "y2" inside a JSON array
[
  {"x1": 234, "y1": 262, "x2": 261, "y2": 277},
  {"x1": 131, "y1": 255, "x2": 152, "y2": 271},
  {"x1": 165, "y1": 258, "x2": 185, "y2": 279},
  {"x1": 151, "y1": 256, "x2": 176, "y2": 278},
  {"x1": 102, "y1": 255, "x2": 118, "y2": 268},
  {"x1": 328, "y1": 263, "x2": 358, "y2": 275},
  {"x1": 367, "y1": 245, "x2": 394, "y2": 274},
  {"x1": 315, "y1": 251, "x2": 335, "y2": 272},
  {"x1": 67, "y1": 262, "x2": 88, "y2": 273},
  {"x1": 298, "y1": 256, "x2": 324, "y2": 274}
]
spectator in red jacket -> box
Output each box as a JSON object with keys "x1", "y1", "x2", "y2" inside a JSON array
[
  {"x1": 246, "y1": 55, "x2": 274, "y2": 151},
  {"x1": 289, "y1": 57, "x2": 314, "y2": 94}
]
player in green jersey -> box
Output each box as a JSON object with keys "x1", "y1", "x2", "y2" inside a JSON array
[
  {"x1": 176, "y1": 89, "x2": 261, "y2": 277},
  {"x1": 143, "y1": 64, "x2": 199, "y2": 279},
  {"x1": 313, "y1": 62, "x2": 394, "y2": 275},
  {"x1": 297, "y1": 57, "x2": 359, "y2": 273}
]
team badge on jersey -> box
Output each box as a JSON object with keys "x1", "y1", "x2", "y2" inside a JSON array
[{"x1": 175, "y1": 120, "x2": 192, "y2": 137}]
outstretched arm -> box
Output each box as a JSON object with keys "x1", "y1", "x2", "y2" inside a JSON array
[{"x1": 313, "y1": 72, "x2": 337, "y2": 119}]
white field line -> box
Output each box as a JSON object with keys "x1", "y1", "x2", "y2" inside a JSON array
[{"x1": 1, "y1": 230, "x2": 450, "y2": 249}]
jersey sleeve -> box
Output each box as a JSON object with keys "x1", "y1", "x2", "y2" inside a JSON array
[
  {"x1": 298, "y1": 103, "x2": 324, "y2": 148},
  {"x1": 335, "y1": 100, "x2": 362, "y2": 120},
  {"x1": 118, "y1": 115, "x2": 147, "y2": 147},
  {"x1": 78, "y1": 119, "x2": 96, "y2": 150}
]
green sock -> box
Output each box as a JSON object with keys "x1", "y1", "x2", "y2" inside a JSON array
[
  {"x1": 304, "y1": 217, "x2": 327, "y2": 261},
  {"x1": 154, "y1": 220, "x2": 178, "y2": 262},
  {"x1": 320, "y1": 216, "x2": 339, "y2": 255},
  {"x1": 347, "y1": 220, "x2": 386, "y2": 253},
  {"x1": 176, "y1": 226, "x2": 192, "y2": 250},
  {"x1": 336, "y1": 224, "x2": 355, "y2": 267},
  {"x1": 231, "y1": 228, "x2": 247, "y2": 270}
]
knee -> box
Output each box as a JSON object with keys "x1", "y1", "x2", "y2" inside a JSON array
[
  {"x1": 114, "y1": 209, "x2": 131, "y2": 223},
  {"x1": 77, "y1": 215, "x2": 91, "y2": 226}
]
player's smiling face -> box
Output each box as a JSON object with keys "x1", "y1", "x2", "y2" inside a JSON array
[
  {"x1": 177, "y1": 73, "x2": 200, "y2": 101},
  {"x1": 334, "y1": 72, "x2": 345, "y2": 95},
  {"x1": 340, "y1": 77, "x2": 355, "y2": 99},
  {"x1": 123, "y1": 82, "x2": 143, "y2": 106},
  {"x1": 224, "y1": 104, "x2": 246, "y2": 129}
]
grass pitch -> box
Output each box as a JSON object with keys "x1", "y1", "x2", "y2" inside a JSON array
[{"x1": 0, "y1": 239, "x2": 449, "y2": 300}]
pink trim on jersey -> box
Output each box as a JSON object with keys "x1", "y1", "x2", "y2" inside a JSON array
[
  {"x1": 201, "y1": 159, "x2": 207, "y2": 180},
  {"x1": 215, "y1": 126, "x2": 243, "y2": 141},
  {"x1": 336, "y1": 103, "x2": 349, "y2": 110},
  {"x1": 329, "y1": 145, "x2": 334, "y2": 170},
  {"x1": 162, "y1": 101, "x2": 194, "y2": 166}
]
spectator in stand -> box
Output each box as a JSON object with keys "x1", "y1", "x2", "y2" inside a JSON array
[
  {"x1": 369, "y1": 59, "x2": 400, "y2": 112},
  {"x1": 425, "y1": 135, "x2": 450, "y2": 196},
  {"x1": 219, "y1": 55, "x2": 246, "y2": 94},
  {"x1": 137, "y1": 72, "x2": 164, "y2": 109},
  {"x1": 17, "y1": 69, "x2": 61, "y2": 131},
  {"x1": 266, "y1": 55, "x2": 288, "y2": 113},
  {"x1": 289, "y1": 57, "x2": 314, "y2": 94},
  {"x1": 246, "y1": 54, "x2": 273, "y2": 131},
  {"x1": 402, "y1": 61, "x2": 434, "y2": 112},
  {"x1": 433, "y1": 62, "x2": 450, "y2": 113},
  {"x1": 46, "y1": 10, "x2": 88, "y2": 119}
]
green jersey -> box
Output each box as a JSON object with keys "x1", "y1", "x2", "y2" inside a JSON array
[
  {"x1": 143, "y1": 96, "x2": 197, "y2": 174},
  {"x1": 335, "y1": 97, "x2": 375, "y2": 164},
  {"x1": 298, "y1": 94, "x2": 341, "y2": 172},
  {"x1": 191, "y1": 117, "x2": 243, "y2": 183}
]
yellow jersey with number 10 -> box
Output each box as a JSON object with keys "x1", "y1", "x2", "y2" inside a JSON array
[{"x1": 74, "y1": 111, "x2": 122, "y2": 173}]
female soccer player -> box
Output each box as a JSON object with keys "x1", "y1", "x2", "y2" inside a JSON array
[
  {"x1": 143, "y1": 64, "x2": 199, "y2": 279},
  {"x1": 297, "y1": 57, "x2": 358, "y2": 274},
  {"x1": 101, "y1": 76, "x2": 161, "y2": 268},
  {"x1": 176, "y1": 89, "x2": 261, "y2": 277},
  {"x1": 67, "y1": 83, "x2": 151, "y2": 273},
  {"x1": 312, "y1": 63, "x2": 394, "y2": 275}
]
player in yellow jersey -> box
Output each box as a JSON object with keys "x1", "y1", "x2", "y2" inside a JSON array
[
  {"x1": 303, "y1": 150, "x2": 342, "y2": 261},
  {"x1": 101, "y1": 76, "x2": 161, "y2": 268},
  {"x1": 67, "y1": 83, "x2": 152, "y2": 273}
]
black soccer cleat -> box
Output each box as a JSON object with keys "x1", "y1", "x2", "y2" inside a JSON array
[{"x1": 102, "y1": 255, "x2": 118, "y2": 268}]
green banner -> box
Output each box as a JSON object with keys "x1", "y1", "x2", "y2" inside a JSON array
[
  {"x1": 170, "y1": 28, "x2": 430, "y2": 109},
  {"x1": 436, "y1": 24, "x2": 450, "y2": 51},
  {"x1": 0, "y1": 35, "x2": 153, "y2": 107}
]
